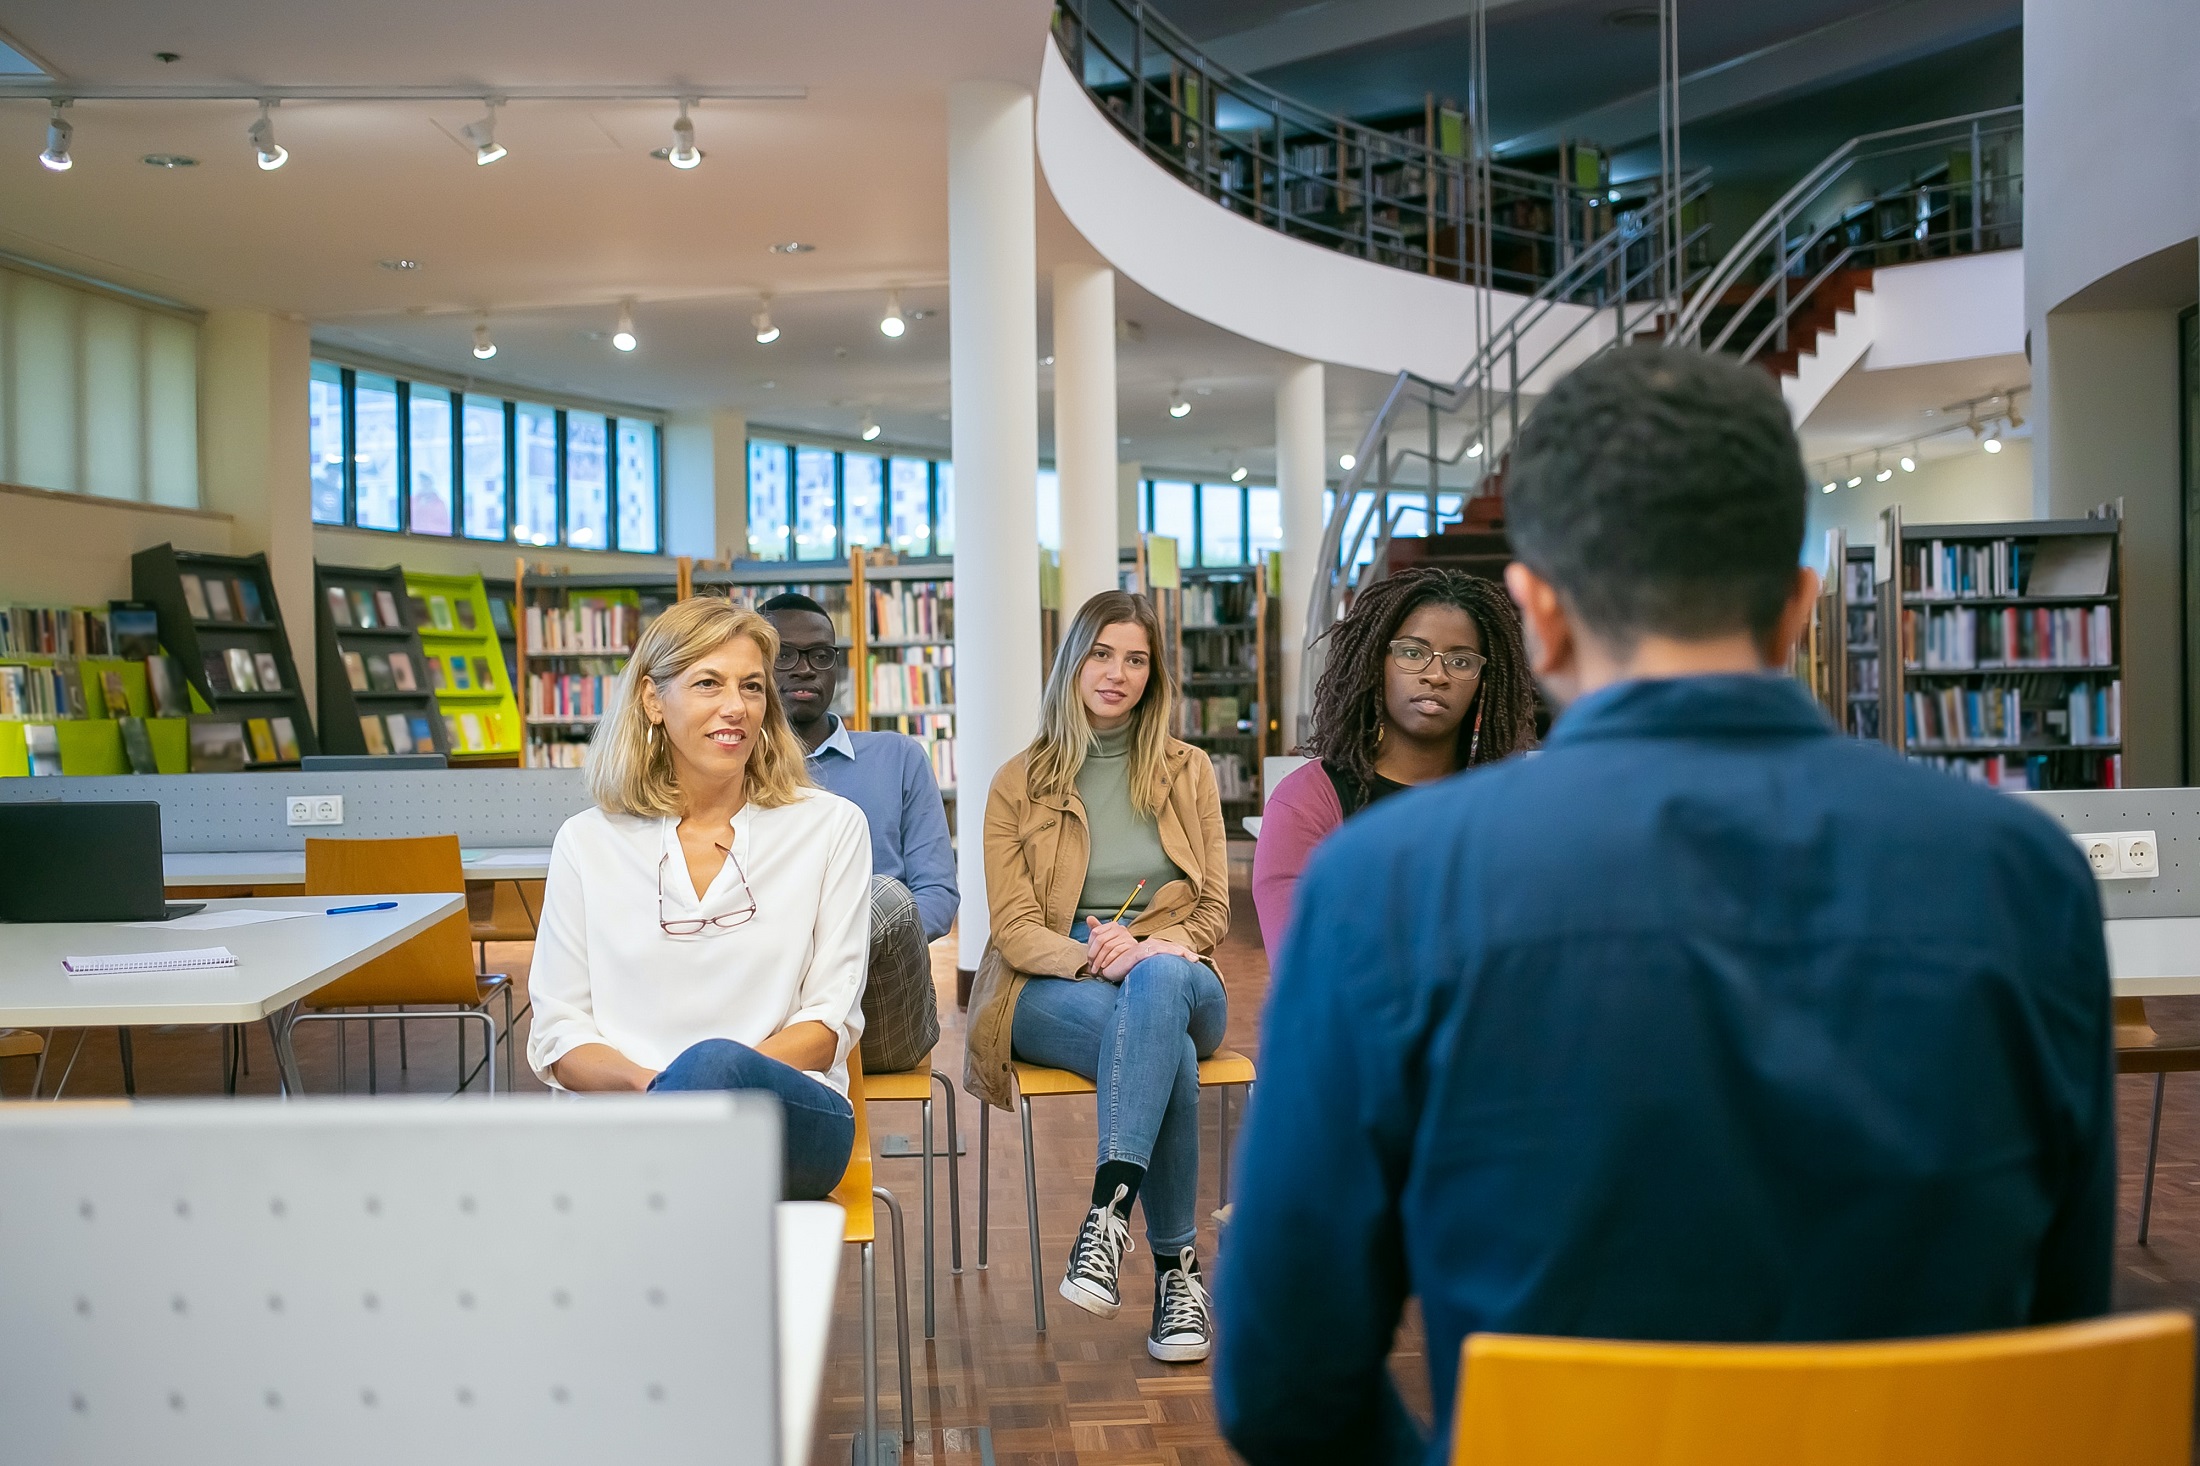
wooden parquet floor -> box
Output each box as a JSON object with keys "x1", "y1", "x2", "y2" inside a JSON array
[{"x1": 15, "y1": 860, "x2": 2200, "y2": 1463}]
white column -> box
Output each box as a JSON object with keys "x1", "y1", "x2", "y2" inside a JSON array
[
  {"x1": 1275, "y1": 358, "x2": 1326, "y2": 746},
  {"x1": 1052, "y1": 261, "x2": 1119, "y2": 618},
  {"x1": 949, "y1": 82, "x2": 1043, "y2": 976},
  {"x1": 712, "y1": 410, "x2": 749, "y2": 561},
  {"x1": 201, "y1": 310, "x2": 314, "y2": 704}
]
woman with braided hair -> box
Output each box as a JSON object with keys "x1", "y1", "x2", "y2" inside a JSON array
[{"x1": 1252, "y1": 566, "x2": 1535, "y2": 955}]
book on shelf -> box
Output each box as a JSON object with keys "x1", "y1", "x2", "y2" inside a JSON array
[
  {"x1": 472, "y1": 655, "x2": 495, "y2": 689},
  {"x1": 180, "y1": 576, "x2": 209, "y2": 620},
  {"x1": 99, "y1": 670, "x2": 130, "y2": 718},
  {"x1": 326, "y1": 585, "x2": 354, "y2": 628},
  {"x1": 360, "y1": 715, "x2": 388, "y2": 754},
  {"x1": 385, "y1": 713, "x2": 415, "y2": 753},
  {"x1": 342, "y1": 652, "x2": 369, "y2": 692},
  {"x1": 204, "y1": 578, "x2": 234, "y2": 622},
  {"x1": 1902, "y1": 534, "x2": 2114, "y2": 601},
  {"x1": 524, "y1": 600, "x2": 638, "y2": 654},
  {"x1": 224, "y1": 647, "x2": 259, "y2": 693},
  {"x1": 188, "y1": 717, "x2": 247, "y2": 772},
  {"x1": 253, "y1": 652, "x2": 283, "y2": 692},
  {"x1": 867, "y1": 646, "x2": 954, "y2": 712},
  {"x1": 866, "y1": 582, "x2": 953, "y2": 642},
  {"x1": 1901, "y1": 604, "x2": 2113, "y2": 670},
  {"x1": 119, "y1": 716, "x2": 159, "y2": 774},
  {"x1": 236, "y1": 580, "x2": 266, "y2": 623},
  {"x1": 487, "y1": 597, "x2": 513, "y2": 637},
  {"x1": 1842, "y1": 560, "x2": 1875, "y2": 604},
  {"x1": 389, "y1": 652, "x2": 418, "y2": 691},
  {"x1": 24, "y1": 722, "x2": 60, "y2": 776},
  {"x1": 0, "y1": 604, "x2": 114, "y2": 658},
  {"x1": 54, "y1": 659, "x2": 88, "y2": 718},
  {"x1": 456, "y1": 599, "x2": 478, "y2": 631},
  {"x1": 271, "y1": 716, "x2": 301, "y2": 762},
  {"x1": 110, "y1": 602, "x2": 158, "y2": 659},
  {"x1": 405, "y1": 714, "x2": 433, "y2": 751},
  {"x1": 366, "y1": 653, "x2": 394, "y2": 692},
  {"x1": 429, "y1": 595, "x2": 454, "y2": 630},
  {"x1": 375, "y1": 589, "x2": 402, "y2": 627},
  {"x1": 246, "y1": 718, "x2": 279, "y2": 764},
  {"x1": 146, "y1": 656, "x2": 186, "y2": 716}
]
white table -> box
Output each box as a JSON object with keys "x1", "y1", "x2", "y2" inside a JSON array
[
  {"x1": 2108, "y1": 917, "x2": 2200, "y2": 997},
  {"x1": 777, "y1": 1200, "x2": 847, "y2": 1466},
  {"x1": 165, "y1": 846, "x2": 553, "y2": 888},
  {"x1": 0, "y1": 893, "x2": 461, "y2": 1093}
]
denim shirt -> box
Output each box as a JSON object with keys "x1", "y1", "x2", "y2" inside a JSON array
[{"x1": 1215, "y1": 674, "x2": 2113, "y2": 1466}]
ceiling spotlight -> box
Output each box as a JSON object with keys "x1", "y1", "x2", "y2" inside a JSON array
[
  {"x1": 879, "y1": 292, "x2": 906, "y2": 338},
  {"x1": 665, "y1": 100, "x2": 701, "y2": 169},
  {"x1": 1466, "y1": 440, "x2": 1485, "y2": 458},
  {"x1": 1230, "y1": 465, "x2": 1249, "y2": 482},
  {"x1": 39, "y1": 104, "x2": 72, "y2": 172},
  {"x1": 1983, "y1": 434, "x2": 2003, "y2": 454},
  {"x1": 612, "y1": 301, "x2": 637, "y2": 352},
  {"x1": 753, "y1": 298, "x2": 779, "y2": 345},
  {"x1": 249, "y1": 102, "x2": 288, "y2": 171},
  {"x1": 472, "y1": 316, "x2": 496, "y2": 360},
  {"x1": 1876, "y1": 467, "x2": 1893, "y2": 482},
  {"x1": 1339, "y1": 453, "x2": 1356, "y2": 471},
  {"x1": 1821, "y1": 482, "x2": 1837, "y2": 494},
  {"x1": 460, "y1": 100, "x2": 506, "y2": 166},
  {"x1": 1900, "y1": 454, "x2": 1917, "y2": 473},
  {"x1": 378, "y1": 258, "x2": 420, "y2": 271},
  {"x1": 1168, "y1": 392, "x2": 1191, "y2": 419},
  {"x1": 769, "y1": 241, "x2": 816, "y2": 255},
  {"x1": 143, "y1": 154, "x2": 197, "y2": 169},
  {"x1": 859, "y1": 413, "x2": 881, "y2": 442},
  {"x1": 1846, "y1": 476, "x2": 1863, "y2": 488}
]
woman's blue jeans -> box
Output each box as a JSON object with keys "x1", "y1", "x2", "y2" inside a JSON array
[
  {"x1": 1011, "y1": 927, "x2": 1228, "y2": 1254},
  {"x1": 649, "y1": 1039, "x2": 856, "y2": 1202}
]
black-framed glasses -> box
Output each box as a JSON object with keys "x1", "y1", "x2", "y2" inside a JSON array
[
  {"x1": 659, "y1": 845, "x2": 758, "y2": 936},
  {"x1": 773, "y1": 645, "x2": 839, "y2": 672},
  {"x1": 1389, "y1": 640, "x2": 1486, "y2": 678}
]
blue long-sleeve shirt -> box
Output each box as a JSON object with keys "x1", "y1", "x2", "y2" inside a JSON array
[
  {"x1": 1215, "y1": 675, "x2": 2113, "y2": 1466},
  {"x1": 805, "y1": 717, "x2": 959, "y2": 940}
]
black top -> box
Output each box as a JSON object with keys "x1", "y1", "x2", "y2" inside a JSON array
[{"x1": 1322, "y1": 760, "x2": 1411, "y2": 819}]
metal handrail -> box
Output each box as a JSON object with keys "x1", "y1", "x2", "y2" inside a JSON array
[
  {"x1": 1052, "y1": 0, "x2": 1695, "y2": 295},
  {"x1": 1672, "y1": 105, "x2": 2022, "y2": 350}
]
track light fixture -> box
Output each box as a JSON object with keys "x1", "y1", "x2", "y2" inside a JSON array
[
  {"x1": 665, "y1": 100, "x2": 701, "y2": 169},
  {"x1": 1466, "y1": 440, "x2": 1485, "y2": 458},
  {"x1": 38, "y1": 103, "x2": 71, "y2": 172},
  {"x1": 612, "y1": 300, "x2": 637, "y2": 352},
  {"x1": 1983, "y1": 429, "x2": 2003, "y2": 453},
  {"x1": 753, "y1": 297, "x2": 779, "y2": 344},
  {"x1": 1821, "y1": 480, "x2": 1837, "y2": 494},
  {"x1": 1900, "y1": 452, "x2": 1917, "y2": 473},
  {"x1": 1339, "y1": 453, "x2": 1356, "y2": 471},
  {"x1": 859, "y1": 412, "x2": 881, "y2": 442},
  {"x1": 1846, "y1": 475, "x2": 1863, "y2": 488},
  {"x1": 1167, "y1": 389, "x2": 1190, "y2": 419},
  {"x1": 1230, "y1": 465, "x2": 1249, "y2": 483},
  {"x1": 249, "y1": 102, "x2": 288, "y2": 170},
  {"x1": 472, "y1": 316, "x2": 496, "y2": 360},
  {"x1": 879, "y1": 292, "x2": 906, "y2": 339},
  {"x1": 460, "y1": 99, "x2": 506, "y2": 165}
]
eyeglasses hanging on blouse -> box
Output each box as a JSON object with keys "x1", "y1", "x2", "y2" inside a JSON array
[{"x1": 658, "y1": 843, "x2": 758, "y2": 936}]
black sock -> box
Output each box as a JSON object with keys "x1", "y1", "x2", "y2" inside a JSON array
[
  {"x1": 1156, "y1": 1248, "x2": 1197, "y2": 1276},
  {"x1": 1093, "y1": 1160, "x2": 1144, "y2": 1215}
]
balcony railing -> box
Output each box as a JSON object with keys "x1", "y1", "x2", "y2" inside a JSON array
[{"x1": 1052, "y1": 0, "x2": 1709, "y2": 299}]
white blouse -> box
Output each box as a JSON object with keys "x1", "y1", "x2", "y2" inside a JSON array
[{"x1": 526, "y1": 788, "x2": 873, "y2": 1098}]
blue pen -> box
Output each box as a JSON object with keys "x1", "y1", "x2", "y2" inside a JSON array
[{"x1": 325, "y1": 901, "x2": 400, "y2": 915}]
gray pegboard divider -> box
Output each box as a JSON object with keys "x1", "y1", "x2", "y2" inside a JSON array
[
  {"x1": 0, "y1": 770, "x2": 591, "y2": 852},
  {"x1": 0, "y1": 1095, "x2": 782, "y2": 1465},
  {"x1": 2019, "y1": 788, "x2": 2200, "y2": 919}
]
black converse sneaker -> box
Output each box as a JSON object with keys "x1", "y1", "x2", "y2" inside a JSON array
[
  {"x1": 1059, "y1": 1183, "x2": 1134, "y2": 1319},
  {"x1": 1147, "y1": 1248, "x2": 1212, "y2": 1362}
]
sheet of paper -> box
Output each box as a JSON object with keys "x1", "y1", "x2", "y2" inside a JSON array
[{"x1": 124, "y1": 908, "x2": 315, "y2": 931}]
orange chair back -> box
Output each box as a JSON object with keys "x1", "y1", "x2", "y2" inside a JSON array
[
  {"x1": 1453, "y1": 1312, "x2": 2194, "y2": 1466},
  {"x1": 303, "y1": 835, "x2": 479, "y2": 1007},
  {"x1": 829, "y1": 1047, "x2": 876, "y2": 1243}
]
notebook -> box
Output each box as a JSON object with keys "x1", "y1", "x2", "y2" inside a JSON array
[{"x1": 63, "y1": 946, "x2": 239, "y2": 975}]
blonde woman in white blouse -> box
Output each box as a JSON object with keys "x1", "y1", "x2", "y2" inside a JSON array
[{"x1": 526, "y1": 597, "x2": 873, "y2": 1199}]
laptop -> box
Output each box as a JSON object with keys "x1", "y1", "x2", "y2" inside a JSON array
[{"x1": 0, "y1": 801, "x2": 203, "y2": 922}]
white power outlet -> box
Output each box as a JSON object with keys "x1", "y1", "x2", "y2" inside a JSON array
[
  {"x1": 286, "y1": 795, "x2": 344, "y2": 827},
  {"x1": 2073, "y1": 829, "x2": 2160, "y2": 879}
]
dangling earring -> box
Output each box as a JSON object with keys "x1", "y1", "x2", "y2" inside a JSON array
[
  {"x1": 1467, "y1": 701, "x2": 1484, "y2": 764},
  {"x1": 1375, "y1": 719, "x2": 1386, "y2": 749}
]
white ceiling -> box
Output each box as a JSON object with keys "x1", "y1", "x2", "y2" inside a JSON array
[{"x1": 1797, "y1": 352, "x2": 2032, "y2": 477}]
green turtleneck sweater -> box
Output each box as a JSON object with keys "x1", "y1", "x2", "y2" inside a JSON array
[{"x1": 1073, "y1": 723, "x2": 1185, "y2": 925}]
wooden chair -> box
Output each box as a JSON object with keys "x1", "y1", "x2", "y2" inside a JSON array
[
  {"x1": 976, "y1": 1048, "x2": 1256, "y2": 1333},
  {"x1": 297, "y1": 836, "x2": 512, "y2": 1094},
  {"x1": 862, "y1": 1051, "x2": 963, "y2": 1340},
  {"x1": 0, "y1": 1028, "x2": 42, "y2": 1099},
  {"x1": 1450, "y1": 1310, "x2": 2195, "y2": 1464},
  {"x1": 835, "y1": 1050, "x2": 914, "y2": 1465},
  {"x1": 466, "y1": 878, "x2": 542, "y2": 974},
  {"x1": 2116, "y1": 997, "x2": 2200, "y2": 1243}
]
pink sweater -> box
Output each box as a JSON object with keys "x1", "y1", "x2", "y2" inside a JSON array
[{"x1": 1250, "y1": 759, "x2": 1344, "y2": 958}]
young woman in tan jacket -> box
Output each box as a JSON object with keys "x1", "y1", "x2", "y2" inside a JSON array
[{"x1": 965, "y1": 589, "x2": 1230, "y2": 1363}]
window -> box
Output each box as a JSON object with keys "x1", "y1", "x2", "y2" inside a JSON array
[
  {"x1": 934, "y1": 462, "x2": 955, "y2": 555},
  {"x1": 1199, "y1": 483, "x2": 1243, "y2": 565},
  {"x1": 1150, "y1": 481, "x2": 1195, "y2": 567},
  {"x1": 1248, "y1": 486, "x2": 1283, "y2": 560},
  {"x1": 407, "y1": 383, "x2": 454, "y2": 536},
  {"x1": 309, "y1": 362, "x2": 346, "y2": 525},
  {"x1": 748, "y1": 440, "x2": 791, "y2": 560},
  {"x1": 353, "y1": 374, "x2": 401, "y2": 531},
  {"x1": 564, "y1": 411, "x2": 610, "y2": 550},
  {"x1": 0, "y1": 263, "x2": 200, "y2": 508},
  {"x1": 794, "y1": 446, "x2": 839, "y2": 561},
  {"x1": 306, "y1": 359, "x2": 660, "y2": 551},
  {"x1": 889, "y1": 458, "x2": 932, "y2": 555},
  {"x1": 845, "y1": 453, "x2": 885, "y2": 552},
  {"x1": 616, "y1": 419, "x2": 659, "y2": 553},
  {"x1": 514, "y1": 403, "x2": 559, "y2": 546},
  {"x1": 462, "y1": 398, "x2": 508, "y2": 540},
  {"x1": 1036, "y1": 468, "x2": 1061, "y2": 552}
]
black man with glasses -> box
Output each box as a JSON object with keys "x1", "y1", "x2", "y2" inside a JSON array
[
  {"x1": 526, "y1": 598, "x2": 872, "y2": 1201},
  {"x1": 762, "y1": 593, "x2": 958, "y2": 1074}
]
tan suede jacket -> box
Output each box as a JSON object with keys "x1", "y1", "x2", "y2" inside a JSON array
[{"x1": 963, "y1": 737, "x2": 1231, "y2": 1110}]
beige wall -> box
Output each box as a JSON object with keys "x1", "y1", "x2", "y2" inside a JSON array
[
  {"x1": 0, "y1": 481, "x2": 234, "y2": 604},
  {"x1": 1805, "y1": 439, "x2": 2035, "y2": 550},
  {"x1": 312, "y1": 526, "x2": 686, "y2": 583}
]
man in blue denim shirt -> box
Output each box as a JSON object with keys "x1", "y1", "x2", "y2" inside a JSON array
[{"x1": 1215, "y1": 347, "x2": 2113, "y2": 1465}]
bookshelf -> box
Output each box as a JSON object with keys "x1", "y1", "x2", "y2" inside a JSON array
[
  {"x1": 481, "y1": 576, "x2": 521, "y2": 684},
  {"x1": 315, "y1": 562, "x2": 449, "y2": 759},
  {"x1": 1175, "y1": 562, "x2": 1277, "y2": 816},
  {"x1": 0, "y1": 602, "x2": 194, "y2": 774},
  {"x1": 515, "y1": 572, "x2": 665, "y2": 769},
  {"x1": 132, "y1": 544, "x2": 319, "y2": 769},
  {"x1": 1877, "y1": 507, "x2": 2125, "y2": 791},
  {"x1": 1841, "y1": 536, "x2": 1881, "y2": 741},
  {"x1": 405, "y1": 570, "x2": 524, "y2": 764}
]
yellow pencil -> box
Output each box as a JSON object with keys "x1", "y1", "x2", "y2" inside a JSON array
[{"x1": 1108, "y1": 880, "x2": 1147, "y2": 925}]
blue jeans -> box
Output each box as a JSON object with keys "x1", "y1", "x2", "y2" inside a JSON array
[
  {"x1": 649, "y1": 1039, "x2": 856, "y2": 1202},
  {"x1": 1011, "y1": 926, "x2": 1228, "y2": 1253}
]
